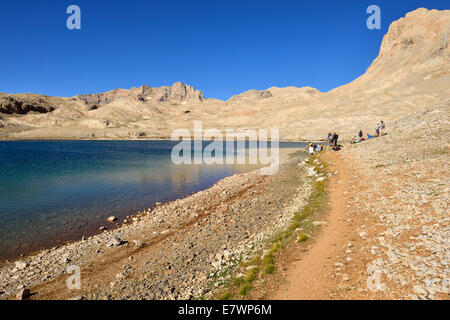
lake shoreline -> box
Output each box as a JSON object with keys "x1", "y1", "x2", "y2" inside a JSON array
[
  {"x1": 3, "y1": 141, "x2": 307, "y2": 262},
  {"x1": 1, "y1": 147, "x2": 305, "y2": 264},
  {"x1": 0, "y1": 147, "x2": 310, "y2": 300},
  {"x1": 0, "y1": 137, "x2": 327, "y2": 143}
]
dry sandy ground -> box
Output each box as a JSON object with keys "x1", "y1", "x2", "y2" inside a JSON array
[{"x1": 271, "y1": 152, "x2": 354, "y2": 299}]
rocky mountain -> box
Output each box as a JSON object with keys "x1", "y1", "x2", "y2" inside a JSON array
[
  {"x1": 0, "y1": 93, "x2": 59, "y2": 115},
  {"x1": 0, "y1": 8, "x2": 448, "y2": 141},
  {"x1": 332, "y1": 7, "x2": 449, "y2": 94},
  {"x1": 74, "y1": 82, "x2": 205, "y2": 108},
  {"x1": 228, "y1": 87, "x2": 321, "y2": 102}
]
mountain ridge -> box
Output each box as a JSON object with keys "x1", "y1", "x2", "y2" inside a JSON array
[{"x1": 1, "y1": 8, "x2": 448, "y2": 140}]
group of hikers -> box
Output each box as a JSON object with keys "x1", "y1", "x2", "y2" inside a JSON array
[
  {"x1": 327, "y1": 132, "x2": 339, "y2": 146},
  {"x1": 351, "y1": 120, "x2": 386, "y2": 144},
  {"x1": 308, "y1": 142, "x2": 325, "y2": 154},
  {"x1": 307, "y1": 121, "x2": 387, "y2": 154}
]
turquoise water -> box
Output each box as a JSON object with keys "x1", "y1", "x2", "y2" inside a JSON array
[{"x1": 0, "y1": 140, "x2": 305, "y2": 261}]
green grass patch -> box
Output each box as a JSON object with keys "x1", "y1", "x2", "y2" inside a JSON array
[
  {"x1": 211, "y1": 152, "x2": 330, "y2": 300},
  {"x1": 233, "y1": 276, "x2": 245, "y2": 286},
  {"x1": 270, "y1": 243, "x2": 281, "y2": 253},
  {"x1": 240, "y1": 256, "x2": 260, "y2": 268},
  {"x1": 297, "y1": 233, "x2": 309, "y2": 243},
  {"x1": 262, "y1": 254, "x2": 275, "y2": 265},
  {"x1": 239, "y1": 283, "x2": 252, "y2": 296},
  {"x1": 218, "y1": 292, "x2": 233, "y2": 300},
  {"x1": 264, "y1": 264, "x2": 276, "y2": 274},
  {"x1": 245, "y1": 267, "x2": 259, "y2": 283}
]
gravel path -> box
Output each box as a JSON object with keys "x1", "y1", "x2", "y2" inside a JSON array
[
  {"x1": 270, "y1": 105, "x2": 449, "y2": 300},
  {"x1": 327, "y1": 106, "x2": 449, "y2": 299}
]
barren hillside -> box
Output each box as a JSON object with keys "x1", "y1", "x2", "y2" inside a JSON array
[{"x1": 0, "y1": 8, "x2": 448, "y2": 141}]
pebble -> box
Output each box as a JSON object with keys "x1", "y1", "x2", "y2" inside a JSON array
[{"x1": 107, "y1": 216, "x2": 117, "y2": 223}]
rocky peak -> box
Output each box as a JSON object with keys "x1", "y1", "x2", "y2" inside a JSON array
[
  {"x1": 370, "y1": 8, "x2": 449, "y2": 72},
  {"x1": 330, "y1": 8, "x2": 449, "y2": 95},
  {"x1": 75, "y1": 82, "x2": 205, "y2": 107},
  {"x1": 159, "y1": 82, "x2": 205, "y2": 102},
  {"x1": 228, "y1": 89, "x2": 274, "y2": 102}
]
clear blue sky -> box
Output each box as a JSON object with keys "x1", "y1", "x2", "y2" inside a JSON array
[{"x1": 0, "y1": 0, "x2": 448, "y2": 100}]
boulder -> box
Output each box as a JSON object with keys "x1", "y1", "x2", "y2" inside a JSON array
[
  {"x1": 16, "y1": 288, "x2": 31, "y2": 300},
  {"x1": 106, "y1": 237, "x2": 124, "y2": 247}
]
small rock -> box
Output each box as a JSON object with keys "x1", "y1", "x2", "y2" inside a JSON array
[
  {"x1": 61, "y1": 257, "x2": 71, "y2": 264},
  {"x1": 132, "y1": 240, "x2": 146, "y2": 248},
  {"x1": 15, "y1": 261, "x2": 29, "y2": 270},
  {"x1": 307, "y1": 168, "x2": 317, "y2": 177},
  {"x1": 106, "y1": 237, "x2": 124, "y2": 247},
  {"x1": 16, "y1": 288, "x2": 31, "y2": 300},
  {"x1": 107, "y1": 216, "x2": 117, "y2": 223},
  {"x1": 223, "y1": 250, "x2": 232, "y2": 260}
]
